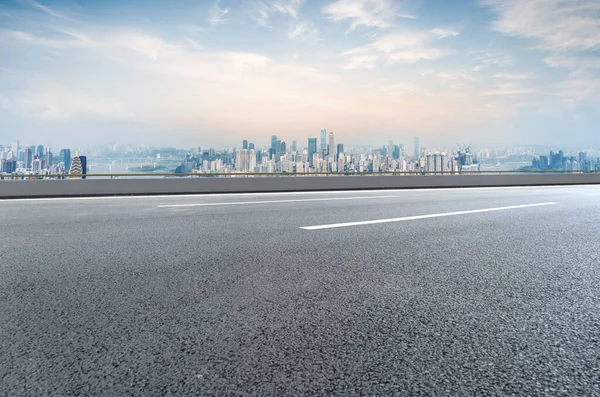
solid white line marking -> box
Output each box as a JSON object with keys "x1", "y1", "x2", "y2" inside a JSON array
[
  {"x1": 157, "y1": 195, "x2": 402, "y2": 208},
  {"x1": 300, "y1": 202, "x2": 558, "y2": 230}
]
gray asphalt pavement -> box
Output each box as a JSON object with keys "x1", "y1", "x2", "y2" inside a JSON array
[{"x1": 2, "y1": 186, "x2": 600, "y2": 396}]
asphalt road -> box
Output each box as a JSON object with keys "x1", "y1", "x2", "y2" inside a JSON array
[{"x1": 2, "y1": 186, "x2": 600, "y2": 396}]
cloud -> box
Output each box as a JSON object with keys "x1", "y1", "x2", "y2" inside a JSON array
[
  {"x1": 481, "y1": 82, "x2": 535, "y2": 96},
  {"x1": 378, "y1": 82, "x2": 417, "y2": 96},
  {"x1": 430, "y1": 28, "x2": 460, "y2": 39},
  {"x1": 249, "y1": 0, "x2": 305, "y2": 27},
  {"x1": 555, "y1": 76, "x2": 600, "y2": 105},
  {"x1": 341, "y1": 30, "x2": 454, "y2": 69},
  {"x1": 343, "y1": 53, "x2": 380, "y2": 69},
  {"x1": 484, "y1": 0, "x2": 600, "y2": 107},
  {"x1": 0, "y1": 84, "x2": 132, "y2": 121},
  {"x1": 492, "y1": 72, "x2": 536, "y2": 79},
  {"x1": 472, "y1": 51, "x2": 516, "y2": 67},
  {"x1": 323, "y1": 0, "x2": 413, "y2": 33},
  {"x1": 544, "y1": 53, "x2": 600, "y2": 73},
  {"x1": 483, "y1": 0, "x2": 600, "y2": 52},
  {"x1": 207, "y1": 0, "x2": 231, "y2": 28},
  {"x1": 287, "y1": 21, "x2": 319, "y2": 41},
  {"x1": 439, "y1": 72, "x2": 478, "y2": 81},
  {"x1": 19, "y1": 0, "x2": 65, "y2": 19},
  {"x1": 3, "y1": 28, "x2": 169, "y2": 60},
  {"x1": 271, "y1": 0, "x2": 304, "y2": 19}
]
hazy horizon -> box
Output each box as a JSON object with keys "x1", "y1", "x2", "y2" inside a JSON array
[{"x1": 1, "y1": 0, "x2": 599, "y2": 148}]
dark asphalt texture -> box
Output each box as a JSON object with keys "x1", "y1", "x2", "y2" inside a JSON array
[{"x1": 1, "y1": 186, "x2": 600, "y2": 396}]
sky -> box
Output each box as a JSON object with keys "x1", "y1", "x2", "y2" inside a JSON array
[{"x1": 0, "y1": 0, "x2": 599, "y2": 149}]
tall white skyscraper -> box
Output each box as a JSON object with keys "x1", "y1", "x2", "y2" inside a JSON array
[
  {"x1": 414, "y1": 136, "x2": 420, "y2": 159},
  {"x1": 11, "y1": 140, "x2": 19, "y2": 159},
  {"x1": 235, "y1": 149, "x2": 242, "y2": 171},
  {"x1": 328, "y1": 131, "x2": 334, "y2": 160},
  {"x1": 249, "y1": 149, "x2": 256, "y2": 172},
  {"x1": 320, "y1": 129, "x2": 327, "y2": 154}
]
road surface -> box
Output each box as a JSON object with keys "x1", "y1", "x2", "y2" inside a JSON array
[{"x1": 2, "y1": 186, "x2": 600, "y2": 395}]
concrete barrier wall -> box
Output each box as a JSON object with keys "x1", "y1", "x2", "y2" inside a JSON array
[{"x1": 1, "y1": 174, "x2": 599, "y2": 198}]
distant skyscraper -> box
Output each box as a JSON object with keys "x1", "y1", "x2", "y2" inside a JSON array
[
  {"x1": 308, "y1": 138, "x2": 317, "y2": 167},
  {"x1": 36, "y1": 145, "x2": 44, "y2": 157},
  {"x1": 393, "y1": 145, "x2": 400, "y2": 160},
  {"x1": 80, "y1": 156, "x2": 87, "y2": 179},
  {"x1": 280, "y1": 141, "x2": 286, "y2": 154},
  {"x1": 440, "y1": 153, "x2": 447, "y2": 174},
  {"x1": 60, "y1": 149, "x2": 72, "y2": 173},
  {"x1": 337, "y1": 144, "x2": 344, "y2": 155},
  {"x1": 242, "y1": 140, "x2": 248, "y2": 150},
  {"x1": 248, "y1": 142, "x2": 255, "y2": 150},
  {"x1": 328, "y1": 131, "x2": 334, "y2": 159},
  {"x1": 249, "y1": 149, "x2": 256, "y2": 172},
  {"x1": 387, "y1": 141, "x2": 393, "y2": 157},
  {"x1": 32, "y1": 158, "x2": 42, "y2": 173},
  {"x1": 11, "y1": 140, "x2": 18, "y2": 159},
  {"x1": 2, "y1": 159, "x2": 16, "y2": 173},
  {"x1": 271, "y1": 135, "x2": 278, "y2": 159},
  {"x1": 320, "y1": 129, "x2": 327, "y2": 154},
  {"x1": 291, "y1": 140, "x2": 297, "y2": 152},
  {"x1": 24, "y1": 147, "x2": 32, "y2": 169},
  {"x1": 414, "y1": 137, "x2": 420, "y2": 159},
  {"x1": 46, "y1": 150, "x2": 53, "y2": 168},
  {"x1": 69, "y1": 153, "x2": 83, "y2": 178},
  {"x1": 426, "y1": 153, "x2": 434, "y2": 173}
]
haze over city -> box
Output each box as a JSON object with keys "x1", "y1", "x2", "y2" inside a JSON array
[{"x1": 1, "y1": 0, "x2": 599, "y2": 147}]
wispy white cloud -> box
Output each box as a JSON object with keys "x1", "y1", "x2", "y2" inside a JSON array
[
  {"x1": 271, "y1": 0, "x2": 304, "y2": 19},
  {"x1": 342, "y1": 49, "x2": 379, "y2": 69},
  {"x1": 472, "y1": 51, "x2": 516, "y2": 67},
  {"x1": 481, "y1": 82, "x2": 535, "y2": 96},
  {"x1": 543, "y1": 53, "x2": 600, "y2": 75},
  {"x1": 249, "y1": 0, "x2": 305, "y2": 27},
  {"x1": 0, "y1": 82, "x2": 132, "y2": 121},
  {"x1": 341, "y1": 30, "x2": 454, "y2": 69},
  {"x1": 19, "y1": 0, "x2": 65, "y2": 19},
  {"x1": 430, "y1": 28, "x2": 459, "y2": 39},
  {"x1": 484, "y1": 0, "x2": 600, "y2": 106},
  {"x1": 483, "y1": 0, "x2": 600, "y2": 52},
  {"x1": 323, "y1": 0, "x2": 413, "y2": 33},
  {"x1": 492, "y1": 72, "x2": 536, "y2": 80},
  {"x1": 207, "y1": 0, "x2": 231, "y2": 28},
  {"x1": 287, "y1": 21, "x2": 319, "y2": 41},
  {"x1": 439, "y1": 72, "x2": 478, "y2": 81},
  {"x1": 3, "y1": 28, "x2": 170, "y2": 60},
  {"x1": 378, "y1": 82, "x2": 417, "y2": 96},
  {"x1": 555, "y1": 76, "x2": 600, "y2": 105}
]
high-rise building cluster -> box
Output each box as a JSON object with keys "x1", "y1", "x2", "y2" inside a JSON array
[
  {"x1": 527, "y1": 150, "x2": 600, "y2": 172},
  {"x1": 3, "y1": 134, "x2": 599, "y2": 178},
  {"x1": 186, "y1": 132, "x2": 478, "y2": 175},
  {"x1": 0, "y1": 142, "x2": 87, "y2": 177}
]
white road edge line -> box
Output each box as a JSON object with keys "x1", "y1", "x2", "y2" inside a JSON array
[
  {"x1": 157, "y1": 195, "x2": 402, "y2": 208},
  {"x1": 300, "y1": 202, "x2": 558, "y2": 230},
  {"x1": 0, "y1": 185, "x2": 585, "y2": 203}
]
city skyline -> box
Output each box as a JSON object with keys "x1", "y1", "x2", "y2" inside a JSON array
[
  {"x1": 3, "y1": 131, "x2": 600, "y2": 177},
  {"x1": 1, "y1": 0, "x2": 600, "y2": 147}
]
